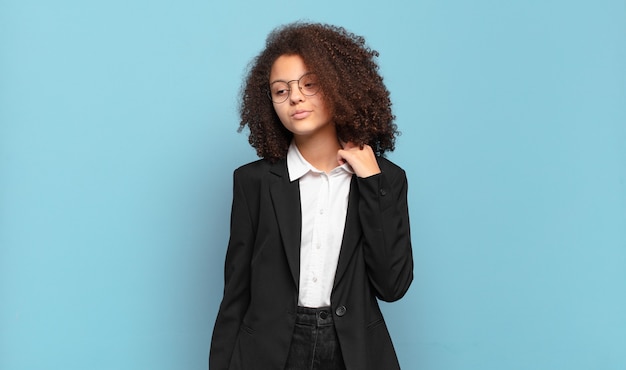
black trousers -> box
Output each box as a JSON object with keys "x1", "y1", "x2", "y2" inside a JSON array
[{"x1": 284, "y1": 306, "x2": 346, "y2": 370}]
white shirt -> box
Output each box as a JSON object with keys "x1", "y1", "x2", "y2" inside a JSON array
[{"x1": 287, "y1": 142, "x2": 354, "y2": 308}]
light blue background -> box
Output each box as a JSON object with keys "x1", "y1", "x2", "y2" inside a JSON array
[{"x1": 1, "y1": 0, "x2": 625, "y2": 369}]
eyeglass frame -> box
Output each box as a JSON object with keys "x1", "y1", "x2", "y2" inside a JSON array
[{"x1": 266, "y1": 72, "x2": 320, "y2": 104}]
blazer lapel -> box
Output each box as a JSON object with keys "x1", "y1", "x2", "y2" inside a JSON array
[
  {"x1": 269, "y1": 160, "x2": 302, "y2": 287},
  {"x1": 334, "y1": 176, "x2": 361, "y2": 288}
]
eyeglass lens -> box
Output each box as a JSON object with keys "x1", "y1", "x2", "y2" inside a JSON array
[{"x1": 269, "y1": 73, "x2": 319, "y2": 103}]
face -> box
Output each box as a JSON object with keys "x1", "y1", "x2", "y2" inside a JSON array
[{"x1": 269, "y1": 55, "x2": 333, "y2": 141}]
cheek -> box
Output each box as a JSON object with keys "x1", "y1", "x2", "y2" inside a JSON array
[
  {"x1": 315, "y1": 100, "x2": 331, "y2": 119},
  {"x1": 312, "y1": 94, "x2": 330, "y2": 113},
  {"x1": 272, "y1": 103, "x2": 285, "y2": 116}
]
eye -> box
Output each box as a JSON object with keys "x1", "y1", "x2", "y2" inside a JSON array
[
  {"x1": 271, "y1": 82, "x2": 290, "y2": 97},
  {"x1": 300, "y1": 74, "x2": 320, "y2": 95}
]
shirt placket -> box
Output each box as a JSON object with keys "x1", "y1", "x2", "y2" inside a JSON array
[{"x1": 309, "y1": 173, "x2": 329, "y2": 303}]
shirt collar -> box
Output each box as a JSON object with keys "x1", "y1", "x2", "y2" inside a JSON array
[{"x1": 287, "y1": 141, "x2": 354, "y2": 182}]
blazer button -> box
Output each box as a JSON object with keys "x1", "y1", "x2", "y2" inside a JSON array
[{"x1": 335, "y1": 305, "x2": 347, "y2": 317}]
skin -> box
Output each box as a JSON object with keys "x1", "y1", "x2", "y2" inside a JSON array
[{"x1": 269, "y1": 54, "x2": 381, "y2": 177}]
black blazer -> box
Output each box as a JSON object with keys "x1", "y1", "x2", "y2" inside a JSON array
[{"x1": 210, "y1": 156, "x2": 413, "y2": 370}]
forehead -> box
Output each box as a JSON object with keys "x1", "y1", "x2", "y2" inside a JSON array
[{"x1": 269, "y1": 54, "x2": 309, "y2": 82}]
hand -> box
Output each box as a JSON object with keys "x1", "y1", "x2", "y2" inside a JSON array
[{"x1": 337, "y1": 141, "x2": 381, "y2": 178}]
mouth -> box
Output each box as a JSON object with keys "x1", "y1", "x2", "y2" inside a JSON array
[{"x1": 291, "y1": 110, "x2": 311, "y2": 119}]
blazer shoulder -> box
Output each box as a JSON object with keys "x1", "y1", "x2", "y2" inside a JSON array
[
  {"x1": 233, "y1": 158, "x2": 288, "y2": 185},
  {"x1": 376, "y1": 156, "x2": 407, "y2": 177},
  {"x1": 234, "y1": 158, "x2": 273, "y2": 177}
]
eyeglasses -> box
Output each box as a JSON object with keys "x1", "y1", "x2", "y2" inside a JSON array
[{"x1": 267, "y1": 73, "x2": 320, "y2": 103}]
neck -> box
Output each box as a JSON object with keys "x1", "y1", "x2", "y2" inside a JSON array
[{"x1": 294, "y1": 129, "x2": 341, "y2": 173}]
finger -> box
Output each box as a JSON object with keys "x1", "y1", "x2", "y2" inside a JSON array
[
  {"x1": 337, "y1": 151, "x2": 347, "y2": 165},
  {"x1": 341, "y1": 141, "x2": 358, "y2": 150}
]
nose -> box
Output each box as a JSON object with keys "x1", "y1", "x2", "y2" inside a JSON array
[{"x1": 288, "y1": 83, "x2": 305, "y2": 104}]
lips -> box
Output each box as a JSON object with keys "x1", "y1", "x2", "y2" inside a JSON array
[{"x1": 291, "y1": 110, "x2": 311, "y2": 120}]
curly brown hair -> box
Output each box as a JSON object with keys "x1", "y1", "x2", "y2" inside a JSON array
[{"x1": 239, "y1": 22, "x2": 398, "y2": 160}]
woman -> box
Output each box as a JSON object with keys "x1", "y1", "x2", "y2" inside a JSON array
[{"x1": 210, "y1": 22, "x2": 413, "y2": 370}]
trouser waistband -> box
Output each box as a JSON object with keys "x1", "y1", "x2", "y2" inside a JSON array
[{"x1": 296, "y1": 306, "x2": 334, "y2": 326}]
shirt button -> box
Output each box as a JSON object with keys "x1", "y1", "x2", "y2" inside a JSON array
[
  {"x1": 379, "y1": 188, "x2": 388, "y2": 196},
  {"x1": 312, "y1": 277, "x2": 318, "y2": 282},
  {"x1": 335, "y1": 305, "x2": 347, "y2": 317},
  {"x1": 319, "y1": 209, "x2": 324, "y2": 215}
]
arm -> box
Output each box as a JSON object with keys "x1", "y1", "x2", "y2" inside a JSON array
[
  {"x1": 337, "y1": 144, "x2": 413, "y2": 302},
  {"x1": 356, "y1": 161, "x2": 413, "y2": 302},
  {"x1": 209, "y1": 170, "x2": 255, "y2": 369}
]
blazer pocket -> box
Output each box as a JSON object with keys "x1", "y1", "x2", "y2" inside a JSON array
[
  {"x1": 232, "y1": 324, "x2": 259, "y2": 370},
  {"x1": 366, "y1": 317, "x2": 385, "y2": 331},
  {"x1": 239, "y1": 323, "x2": 255, "y2": 335}
]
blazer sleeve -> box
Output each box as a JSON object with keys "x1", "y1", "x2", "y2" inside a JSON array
[
  {"x1": 209, "y1": 169, "x2": 255, "y2": 369},
  {"x1": 356, "y1": 159, "x2": 413, "y2": 302}
]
